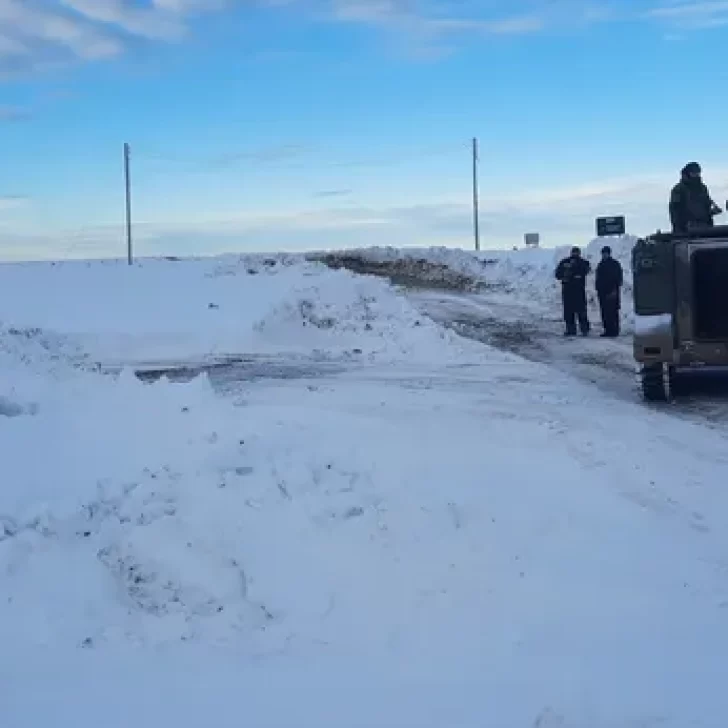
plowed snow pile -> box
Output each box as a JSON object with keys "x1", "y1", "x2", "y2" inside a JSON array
[
  {"x1": 0, "y1": 255, "x2": 464, "y2": 367},
  {"x1": 333, "y1": 235, "x2": 637, "y2": 331},
  {"x1": 0, "y1": 253, "x2": 473, "y2": 529},
  {"x1": 2, "y1": 250, "x2": 728, "y2": 728}
]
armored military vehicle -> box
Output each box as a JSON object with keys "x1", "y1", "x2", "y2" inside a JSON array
[{"x1": 633, "y1": 223, "x2": 728, "y2": 400}]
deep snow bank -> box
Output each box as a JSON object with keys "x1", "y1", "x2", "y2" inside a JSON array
[
  {"x1": 0, "y1": 323, "x2": 94, "y2": 419},
  {"x1": 0, "y1": 336, "x2": 234, "y2": 527},
  {"x1": 485, "y1": 235, "x2": 637, "y2": 329},
  {"x1": 0, "y1": 254, "x2": 465, "y2": 366},
  {"x1": 0, "y1": 252, "x2": 486, "y2": 538}
]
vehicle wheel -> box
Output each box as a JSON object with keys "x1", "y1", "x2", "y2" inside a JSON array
[
  {"x1": 669, "y1": 367, "x2": 689, "y2": 397},
  {"x1": 640, "y1": 363, "x2": 668, "y2": 401}
]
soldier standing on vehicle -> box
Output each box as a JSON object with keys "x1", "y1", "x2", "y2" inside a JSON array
[
  {"x1": 555, "y1": 246, "x2": 591, "y2": 337},
  {"x1": 669, "y1": 162, "x2": 722, "y2": 233},
  {"x1": 595, "y1": 245, "x2": 623, "y2": 338}
]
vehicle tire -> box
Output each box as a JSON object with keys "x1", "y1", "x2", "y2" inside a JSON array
[
  {"x1": 640, "y1": 363, "x2": 668, "y2": 401},
  {"x1": 668, "y1": 367, "x2": 689, "y2": 397}
]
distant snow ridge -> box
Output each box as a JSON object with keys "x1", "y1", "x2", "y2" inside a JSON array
[
  {"x1": 479, "y1": 235, "x2": 637, "y2": 294},
  {"x1": 205, "y1": 252, "x2": 306, "y2": 279},
  {"x1": 332, "y1": 237, "x2": 637, "y2": 294}
]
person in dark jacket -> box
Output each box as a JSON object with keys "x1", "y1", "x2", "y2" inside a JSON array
[
  {"x1": 669, "y1": 162, "x2": 722, "y2": 233},
  {"x1": 595, "y1": 245, "x2": 623, "y2": 337},
  {"x1": 555, "y1": 246, "x2": 591, "y2": 336}
]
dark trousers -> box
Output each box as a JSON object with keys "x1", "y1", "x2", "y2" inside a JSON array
[
  {"x1": 562, "y1": 287, "x2": 589, "y2": 335},
  {"x1": 598, "y1": 291, "x2": 620, "y2": 336}
]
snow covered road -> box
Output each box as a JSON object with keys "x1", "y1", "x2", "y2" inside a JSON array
[
  {"x1": 409, "y1": 288, "x2": 637, "y2": 394},
  {"x1": 408, "y1": 287, "x2": 728, "y2": 430}
]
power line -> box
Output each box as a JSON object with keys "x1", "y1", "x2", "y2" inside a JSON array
[
  {"x1": 132, "y1": 139, "x2": 471, "y2": 176},
  {"x1": 121, "y1": 137, "x2": 481, "y2": 255}
]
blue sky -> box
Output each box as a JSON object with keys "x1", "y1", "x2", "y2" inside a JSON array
[{"x1": 1, "y1": 0, "x2": 728, "y2": 260}]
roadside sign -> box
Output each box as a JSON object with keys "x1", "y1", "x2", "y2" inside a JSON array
[
  {"x1": 596, "y1": 216, "x2": 626, "y2": 236},
  {"x1": 524, "y1": 232, "x2": 540, "y2": 247}
]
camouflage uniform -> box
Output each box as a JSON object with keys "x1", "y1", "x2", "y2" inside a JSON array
[{"x1": 670, "y1": 162, "x2": 720, "y2": 233}]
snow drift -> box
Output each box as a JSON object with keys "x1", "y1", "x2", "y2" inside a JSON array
[{"x1": 0, "y1": 254, "x2": 465, "y2": 367}]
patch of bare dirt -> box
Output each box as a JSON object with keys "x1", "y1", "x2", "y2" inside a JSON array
[{"x1": 310, "y1": 253, "x2": 488, "y2": 292}]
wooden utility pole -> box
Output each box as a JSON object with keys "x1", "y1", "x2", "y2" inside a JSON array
[
  {"x1": 124, "y1": 142, "x2": 133, "y2": 265},
  {"x1": 472, "y1": 137, "x2": 480, "y2": 252}
]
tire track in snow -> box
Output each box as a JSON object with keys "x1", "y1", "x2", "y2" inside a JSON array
[{"x1": 408, "y1": 289, "x2": 728, "y2": 431}]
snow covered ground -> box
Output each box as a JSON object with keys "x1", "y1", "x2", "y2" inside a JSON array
[{"x1": 3, "y1": 246, "x2": 728, "y2": 727}]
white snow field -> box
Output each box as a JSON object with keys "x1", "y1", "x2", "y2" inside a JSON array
[{"x1": 2, "y1": 245, "x2": 728, "y2": 728}]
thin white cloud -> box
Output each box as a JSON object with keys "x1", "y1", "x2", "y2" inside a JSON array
[
  {"x1": 0, "y1": 0, "x2": 123, "y2": 73},
  {"x1": 329, "y1": 0, "x2": 552, "y2": 36},
  {"x1": 0, "y1": 1, "x2": 723, "y2": 78},
  {"x1": 8, "y1": 167, "x2": 728, "y2": 261},
  {"x1": 0, "y1": 195, "x2": 29, "y2": 210},
  {"x1": 647, "y1": 1, "x2": 728, "y2": 28},
  {"x1": 423, "y1": 15, "x2": 545, "y2": 34},
  {"x1": 60, "y1": 0, "x2": 186, "y2": 41},
  {"x1": 0, "y1": 0, "x2": 624, "y2": 77},
  {"x1": 0, "y1": 0, "x2": 230, "y2": 75}
]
